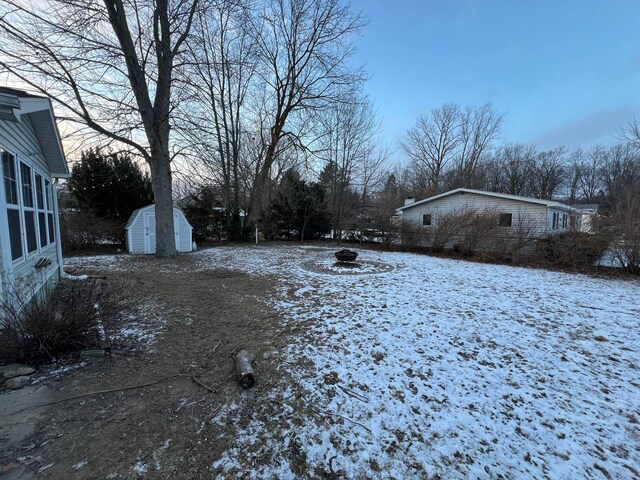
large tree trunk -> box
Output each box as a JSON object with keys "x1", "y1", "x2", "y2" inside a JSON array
[{"x1": 149, "y1": 152, "x2": 177, "y2": 257}]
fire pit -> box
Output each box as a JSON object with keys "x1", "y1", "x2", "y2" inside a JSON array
[{"x1": 334, "y1": 249, "x2": 358, "y2": 263}]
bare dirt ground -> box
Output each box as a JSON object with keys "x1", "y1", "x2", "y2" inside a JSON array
[
  {"x1": 0, "y1": 253, "x2": 292, "y2": 479},
  {"x1": 2, "y1": 245, "x2": 638, "y2": 479}
]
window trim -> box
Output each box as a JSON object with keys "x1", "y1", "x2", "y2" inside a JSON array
[
  {"x1": 2, "y1": 149, "x2": 23, "y2": 262},
  {"x1": 45, "y1": 179, "x2": 55, "y2": 247},
  {"x1": 35, "y1": 172, "x2": 48, "y2": 248},
  {"x1": 20, "y1": 162, "x2": 38, "y2": 255}
]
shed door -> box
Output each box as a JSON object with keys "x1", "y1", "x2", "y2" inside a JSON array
[
  {"x1": 144, "y1": 212, "x2": 156, "y2": 254},
  {"x1": 174, "y1": 212, "x2": 180, "y2": 250}
]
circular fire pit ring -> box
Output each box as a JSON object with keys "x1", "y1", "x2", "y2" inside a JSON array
[{"x1": 301, "y1": 258, "x2": 393, "y2": 275}]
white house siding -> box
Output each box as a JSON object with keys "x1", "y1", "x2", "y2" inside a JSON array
[
  {"x1": 0, "y1": 114, "x2": 60, "y2": 302},
  {"x1": 400, "y1": 191, "x2": 570, "y2": 252},
  {"x1": 0, "y1": 114, "x2": 50, "y2": 174}
]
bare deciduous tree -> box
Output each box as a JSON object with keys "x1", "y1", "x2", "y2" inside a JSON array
[
  {"x1": 400, "y1": 103, "x2": 460, "y2": 194},
  {"x1": 453, "y1": 104, "x2": 503, "y2": 189},
  {"x1": 0, "y1": 0, "x2": 199, "y2": 256},
  {"x1": 246, "y1": 0, "x2": 365, "y2": 223},
  {"x1": 530, "y1": 147, "x2": 566, "y2": 199},
  {"x1": 317, "y1": 92, "x2": 387, "y2": 239},
  {"x1": 575, "y1": 146, "x2": 605, "y2": 203},
  {"x1": 178, "y1": 0, "x2": 258, "y2": 239}
]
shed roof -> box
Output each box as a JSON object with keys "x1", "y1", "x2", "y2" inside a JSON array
[
  {"x1": 397, "y1": 188, "x2": 574, "y2": 212},
  {"x1": 124, "y1": 204, "x2": 188, "y2": 230}
]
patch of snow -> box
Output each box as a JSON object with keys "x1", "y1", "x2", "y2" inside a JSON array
[
  {"x1": 61, "y1": 272, "x2": 88, "y2": 280},
  {"x1": 196, "y1": 245, "x2": 640, "y2": 479},
  {"x1": 132, "y1": 461, "x2": 147, "y2": 476},
  {"x1": 72, "y1": 460, "x2": 87, "y2": 470},
  {"x1": 31, "y1": 362, "x2": 87, "y2": 384},
  {"x1": 117, "y1": 324, "x2": 156, "y2": 344}
]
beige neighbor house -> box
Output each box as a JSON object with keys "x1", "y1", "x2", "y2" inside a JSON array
[
  {"x1": 0, "y1": 87, "x2": 69, "y2": 304},
  {"x1": 395, "y1": 188, "x2": 575, "y2": 254}
]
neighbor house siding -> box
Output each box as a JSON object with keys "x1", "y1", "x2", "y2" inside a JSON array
[
  {"x1": 400, "y1": 190, "x2": 571, "y2": 252},
  {"x1": 403, "y1": 192, "x2": 549, "y2": 232}
]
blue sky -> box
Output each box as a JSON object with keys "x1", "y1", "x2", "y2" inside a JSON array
[{"x1": 349, "y1": 0, "x2": 640, "y2": 155}]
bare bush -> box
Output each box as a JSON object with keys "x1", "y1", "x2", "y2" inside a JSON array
[
  {"x1": 537, "y1": 232, "x2": 610, "y2": 270},
  {"x1": 60, "y1": 210, "x2": 123, "y2": 254},
  {"x1": 399, "y1": 220, "x2": 424, "y2": 248},
  {"x1": 431, "y1": 209, "x2": 465, "y2": 251},
  {"x1": 0, "y1": 279, "x2": 124, "y2": 365},
  {"x1": 606, "y1": 193, "x2": 640, "y2": 274},
  {"x1": 492, "y1": 212, "x2": 539, "y2": 262},
  {"x1": 458, "y1": 208, "x2": 499, "y2": 255}
]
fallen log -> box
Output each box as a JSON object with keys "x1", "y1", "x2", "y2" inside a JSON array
[{"x1": 235, "y1": 350, "x2": 256, "y2": 389}]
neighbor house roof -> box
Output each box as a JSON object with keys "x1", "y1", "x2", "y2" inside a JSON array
[
  {"x1": 397, "y1": 188, "x2": 574, "y2": 212},
  {"x1": 0, "y1": 86, "x2": 69, "y2": 178},
  {"x1": 571, "y1": 204, "x2": 599, "y2": 213}
]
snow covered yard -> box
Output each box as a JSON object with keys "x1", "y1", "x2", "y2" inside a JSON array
[
  {"x1": 67, "y1": 245, "x2": 640, "y2": 478},
  {"x1": 196, "y1": 245, "x2": 640, "y2": 479}
]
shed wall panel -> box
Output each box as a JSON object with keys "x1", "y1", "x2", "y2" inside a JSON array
[{"x1": 177, "y1": 213, "x2": 192, "y2": 252}]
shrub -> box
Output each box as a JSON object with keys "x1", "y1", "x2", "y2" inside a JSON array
[
  {"x1": 0, "y1": 279, "x2": 123, "y2": 365},
  {"x1": 59, "y1": 210, "x2": 123, "y2": 253},
  {"x1": 458, "y1": 208, "x2": 499, "y2": 255},
  {"x1": 537, "y1": 232, "x2": 610, "y2": 270},
  {"x1": 610, "y1": 236, "x2": 640, "y2": 274}
]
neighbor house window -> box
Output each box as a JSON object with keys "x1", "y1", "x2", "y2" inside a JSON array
[
  {"x1": 2, "y1": 150, "x2": 22, "y2": 260},
  {"x1": 20, "y1": 162, "x2": 37, "y2": 254},
  {"x1": 422, "y1": 214, "x2": 432, "y2": 226},
  {"x1": 552, "y1": 212, "x2": 558, "y2": 229},
  {"x1": 499, "y1": 213, "x2": 512, "y2": 227}
]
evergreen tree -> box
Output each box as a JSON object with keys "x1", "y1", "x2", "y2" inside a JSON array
[
  {"x1": 268, "y1": 169, "x2": 329, "y2": 241},
  {"x1": 68, "y1": 148, "x2": 154, "y2": 222}
]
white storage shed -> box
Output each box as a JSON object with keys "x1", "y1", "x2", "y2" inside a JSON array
[{"x1": 125, "y1": 205, "x2": 193, "y2": 254}]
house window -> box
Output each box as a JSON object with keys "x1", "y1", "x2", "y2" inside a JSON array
[
  {"x1": 35, "y1": 173, "x2": 48, "y2": 247},
  {"x1": 45, "y1": 180, "x2": 55, "y2": 244},
  {"x1": 2, "y1": 148, "x2": 55, "y2": 261},
  {"x1": 499, "y1": 213, "x2": 512, "y2": 227},
  {"x1": 2, "y1": 150, "x2": 22, "y2": 260},
  {"x1": 20, "y1": 162, "x2": 37, "y2": 253},
  {"x1": 552, "y1": 212, "x2": 558, "y2": 229},
  {"x1": 422, "y1": 214, "x2": 432, "y2": 226}
]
